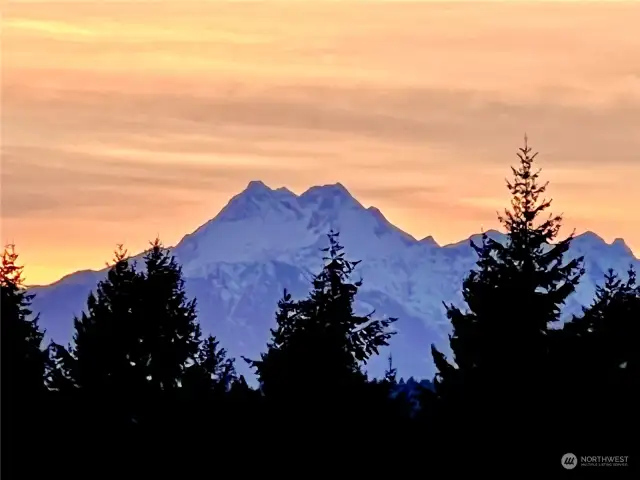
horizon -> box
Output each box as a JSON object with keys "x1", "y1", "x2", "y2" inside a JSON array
[
  {"x1": 24, "y1": 178, "x2": 638, "y2": 289},
  {"x1": 3, "y1": 0, "x2": 640, "y2": 284}
]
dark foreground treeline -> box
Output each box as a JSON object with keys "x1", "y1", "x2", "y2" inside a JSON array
[{"x1": 3, "y1": 140, "x2": 638, "y2": 475}]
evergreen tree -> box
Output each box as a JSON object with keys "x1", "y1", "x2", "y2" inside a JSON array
[
  {"x1": 0, "y1": 246, "x2": 54, "y2": 480},
  {"x1": 378, "y1": 352, "x2": 412, "y2": 423},
  {"x1": 51, "y1": 240, "x2": 203, "y2": 430},
  {"x1": 181, "y1": 333, "x2": 240, "y2": 438},
  {"x1": 430, "y1": 138, "x2": 584, "y2": 429},
  {"x1": 1, "y1": 244, "x2": 48, "y2": 396},
  {"x1": 244, "y1": 288, "x2": 298, "y2": 398},
  {"x1": 549, "y1": 266, "x2": 639, "y2": 451},
  {"x1": 563, "y1": 267, "x2": 639, "y2": 393},
  {"x1": 53, "y1": 245, "x2": 144, "y2": 395},
  {"x1": 140, "y1": 239, "x2": 201, "y2": 393},
  {"x1": 183, "y1": 335, "x2": 236, "y2": 395},
  {"x1": 247, "y1": 231, "x2": 397, "y2": 419},
  {"x1": 384, "y1": 353, "x2": 398, "y2": 385},
  {"x1": 200, "y1": 335, "x2": 236, "y2": 392}
]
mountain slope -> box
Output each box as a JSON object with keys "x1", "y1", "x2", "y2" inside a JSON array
[{"x1": 29, "y1": 181, "x2": 640, "y2": 380}]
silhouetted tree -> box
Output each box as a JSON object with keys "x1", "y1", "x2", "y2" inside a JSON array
[
  {"x1": 0, "y1": 245, "x2": 54, "y2": 476},
  {"x1": 430, "y1": 138, "x2": 585, "y2": 437},
  {"x1": 384, "y1": 353, "x2": 398, "y2": 384},
  {"x1": 1, "y1": 244, "x2": 48, "y2": 397},
  {"x1": 246, "y1": 231, "x2": 397, "y2": 424},
  {"x1": 562, "y1": 267, "x2": 639, "y2": 399},
  {"x1": 51, "y1": 245, "x2": 143, "y2": 395},
  {"x1": 140, "y1": 239, "x2": 201, "y2": 394},
  {"x1": 378, "y1": 352, "x2": 413, "y2": 424},
  {"x1": 46, "y1": 244, "x2": 147, "y2": 437},
  {"x1": 51, "y1": 240, "x2": 204, "y2": 430},
  {"x1": 244, "y1": 288, "x2": 298, "y2": 398},
  {"x1": 183, "y1": 335, "x2": 236, "y2": 395}
]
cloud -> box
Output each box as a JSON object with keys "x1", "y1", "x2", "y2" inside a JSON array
[
  {"x1": 8, "y1": 83, "x2": 640, "y2": 162},
  {"x1": 1, "y1": 145, "x2": 320, "y2": 220},
  {"x1": 4, "y1": 82, "x2": 640, "y2": 234},
  {"x1": 3, "y1": 0, "x2": 640, "y2": 283}
]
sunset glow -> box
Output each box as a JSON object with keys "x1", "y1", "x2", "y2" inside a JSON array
[{"x1": 2, "y1": 1, "x2": 640, "y2": 285}]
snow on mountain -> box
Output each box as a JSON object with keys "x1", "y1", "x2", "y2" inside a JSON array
[{"x1": 29, "y1": 181, "x2": 640, "y2": 381}]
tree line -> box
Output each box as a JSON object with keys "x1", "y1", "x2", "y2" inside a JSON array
[{"x1": 2, "y1": 140, "x2": 637, "y2": 474}]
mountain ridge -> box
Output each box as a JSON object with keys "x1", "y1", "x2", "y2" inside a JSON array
[{"x1": 29, "y1": 180, "x2": 640, "y2": 380}]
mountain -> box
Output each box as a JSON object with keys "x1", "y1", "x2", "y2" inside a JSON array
[{"x1": 29, "y1": 181, "x2": 640, "y2": 381}]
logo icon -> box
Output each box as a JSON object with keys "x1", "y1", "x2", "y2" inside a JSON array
[{"x1": 562, "y1": 453, "x2": 578, "y2": 470}]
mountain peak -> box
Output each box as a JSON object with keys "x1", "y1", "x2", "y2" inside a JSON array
[
  {"x1": 612, "y1": 237, "x2": 634, "y2": 258},
  {"x1": 243, "y1": 180, "x2": 272, "y2": 195},
  {"x1": 575, "y1": 231, "x2": 605, "y2": 243},
  {"x1": 299, "y1": 182, "x2": 361, "y2": 209},
  {"x1": 211, "y1": 180, "x2": 278, "y2": 223},
  {"x1": 419, "y1": 235, "x2": 439, "y2": 247},
  {"x1": 301, "y1": 182, "x2": 350, "y2": 196},
  {"x1": 275, "y1": 186, "x2": 295, "y2": 195}
]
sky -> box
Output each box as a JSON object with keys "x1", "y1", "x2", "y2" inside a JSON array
[{"x1": 2, "y1": 1, "x2": 640, "y2": 285}]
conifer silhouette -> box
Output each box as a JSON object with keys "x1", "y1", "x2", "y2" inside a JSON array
[
  {"x1": 1, "y1": 244, "x2": 48, "y2": 396},
  {"x1": 384, "y1": 353, "x2": 398, "y2": 385},
  {"x1": 47, "y1": 244, "x2": 146, "y2": 435},
  {"x1": 141, "y1": 239, "x2": 201, "y2": 393},
  {"x1": 430, "y1": 138, "x2": 585, "y2": 439},
  {"x1": 1, "y1": 246, "x2": 54, "y2": 480},
  {"x1": 183, "y1": 334, "x2": 236, "y2": 395},
  {"x1": 562, "y1": 267, "x2": 639, "y2": 407},
  {"x1": 50, "y1": 240, "x2": 204, "y2": 430},
  {"x1": 52, "y1": 245, "x2": 143, "y2": 393},
  {"x1": 9, "y1": 140, "x2": 639, "y2": 471},
  {"x1": 572, "y1": 266, "x2": 639, "y2": 370},
  {"x1": 246, "y1": 230, "x2": 397, "y2": 425}
]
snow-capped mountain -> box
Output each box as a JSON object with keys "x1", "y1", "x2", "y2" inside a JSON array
[{"x1": 29, "y1": 181, "x2": 640, "y2": 381}]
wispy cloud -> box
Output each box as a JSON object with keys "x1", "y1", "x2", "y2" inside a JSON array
[{"x1": 2, "y1": 0, "x2": 640, "y2": 283}]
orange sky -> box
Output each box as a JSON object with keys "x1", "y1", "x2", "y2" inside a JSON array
[{"x1": 2, "y1": 1, "x2": 640, "y2": 285}]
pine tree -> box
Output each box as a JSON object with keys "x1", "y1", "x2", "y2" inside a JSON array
[
  {"x1": 51, "y1": 240, "x2": 203, "y2": 430},
  {"x1": 305, "y1": 230, "x2": 397, "y2": 368},
  {"x1": 564, "y1": 266, "x2": 639, "y2": 390},
  {"x1": 1, "y1": 244, "x2": 48, "y2": 396},
  {"x1": 54, "y1": 245, "x2": 144, "y2": 395},
  {"x1": 247, "y1": 231, "x2": 397, "y2": 419},
  {"x1": 183, "y1": 335, "x2": 236, "y2": 395},
  {"x1": 200, "y1": 335, "x2": 236, "y2": 392},
  {"x1": 243, "y1": 288, "x2": 299, "y2": 398},
  {"x1": 379, "y1": 352, "x2": 412, "y2": 423},
  {"x1": 140, "y1": 239, "x2": 201, "y2": 393},
  {"x1": 1, "y1": 246, "x2": 55, "y2": 480},
  {"x1": 384, "y1": 353, "x2": 398, "y2": 385},
  {"x1": 430, "y1": 138, "x2": 585, "y2": 428},
  {"x1": 554, "y1": 266, "x2": 639, "y2": 447}
]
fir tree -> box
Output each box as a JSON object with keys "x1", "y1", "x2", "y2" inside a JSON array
[
  {"x1": 247, "y1": 231, "x2": 397, "y2": 418},
  {"x1": 384, "y1": 353, "x2": 398, "y2": 385},
  {"x1": 54, "y1": 245, "x2": 144, "y2": 395},
  {"x1": 430, "y1": 138, "x2": 585, "y2": 426},
  {"x1": 0, "y1": 246, "x2": 52, "y2": 480},
  {"x1": 1, "y1": 244, "x2": 48, "y2": 396},
  {"x1": 140, "y1": 239, "x2": 201, "y2": 393},
  {"x1": 51, "y1": 240, "x2": 203, "y2": 430},
  {"x1": 243, "y1": 288, "x2": 299, "y2": 398},
  {"x1": 183, "y1": 335, "x2": 236, "y2": 395},
  {"x1": 564, "y1": 266, "x2": 639, "y2": 391},
  {"x1": 200, "y1": 335, "x2": 236, "y2": 392},
  {"x1": 378, "y1": 352, "x2": 412, "y2": 424},
  {"x1": 551, "y1": 266, "x2": 639, "y2": 447}
]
